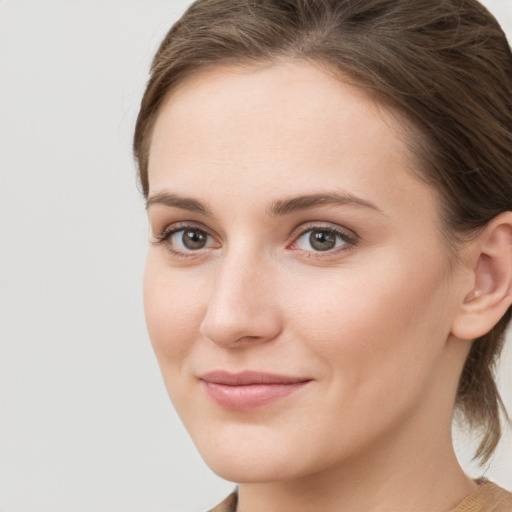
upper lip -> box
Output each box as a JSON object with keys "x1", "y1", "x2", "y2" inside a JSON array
[{"x1": 200, "y1": 371, "x2": 312, "y2": 386}]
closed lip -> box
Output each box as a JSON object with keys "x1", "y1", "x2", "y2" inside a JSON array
[
  {"x1": 199, "y1": 371, "x2": 313, "y2": 410},
  {"x1": 199, "y1": 370, "x2": 312, "y2": 386}
]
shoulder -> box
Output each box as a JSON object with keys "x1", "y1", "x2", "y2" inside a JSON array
[
  {"x1": 207, "y1": 490, "x2": 238, "y2": 512},
  {"x1": 206, "y1": 484, "x2": 511, "y2": 512},
  {"x1": 450, "y1": 482, "x2": 512, "y2": 512}
]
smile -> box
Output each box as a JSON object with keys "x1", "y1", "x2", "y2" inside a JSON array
[{"x1": 200, "y1": 371, "x2": 312, "y2": 410}]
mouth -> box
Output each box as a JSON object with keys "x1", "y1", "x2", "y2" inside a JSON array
[{"x1": 199, "y1": 371, "x2": 312, "y2": 410}]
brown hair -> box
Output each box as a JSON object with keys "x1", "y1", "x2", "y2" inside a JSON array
[{"x1": 133, "y1": 0, "x2": 512, "y2": 462}]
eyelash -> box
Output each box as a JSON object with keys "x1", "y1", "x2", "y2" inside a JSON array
[
  {"x1": 153, "y1": 222, "x2": 358, "y2": 258},
  {"x1": 152, "y1": 222, "x2": 215, "y2": 258},
  {"x1": 289, "y1": 223, "x2": 358, "y2": 257}
]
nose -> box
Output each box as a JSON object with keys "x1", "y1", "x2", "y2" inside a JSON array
[{"x1": 199, "y1": 252, "x2": 282, "y2": 348}]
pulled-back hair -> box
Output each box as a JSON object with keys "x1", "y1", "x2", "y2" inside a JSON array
[{"x1": 133, "y1": 0, "x2": 512, "y2": 463}]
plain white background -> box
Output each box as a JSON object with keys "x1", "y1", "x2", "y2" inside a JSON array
[{"x1": 0, "y1": 1, "x2": 511, "y2": 511}]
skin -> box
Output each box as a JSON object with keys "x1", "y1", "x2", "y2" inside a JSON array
[{"x1": 144, "y1": 60, "x2": 484, "y2": 512}]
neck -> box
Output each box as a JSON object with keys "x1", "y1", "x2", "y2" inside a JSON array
[{"x1": 237, "y1": 408, "x2": 477, "y2": 512}]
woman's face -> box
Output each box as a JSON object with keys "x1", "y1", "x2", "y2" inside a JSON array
[{"x1": 144, "y1": 61, "x2": 470, "y2": 482}]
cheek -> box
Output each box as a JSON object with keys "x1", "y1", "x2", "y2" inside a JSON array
[
  {"x1": 285, "y1": 250, "x2": 454, "y2": 407},
  {"x1": 143, "y1": 254, "x2": 206, "y2": 364}
]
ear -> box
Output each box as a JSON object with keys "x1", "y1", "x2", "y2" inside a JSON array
[{"x1": 451, "y1": 212, "x2": 512, "y2": 341}]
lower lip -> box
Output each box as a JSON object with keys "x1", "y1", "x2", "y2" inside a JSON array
[{"x1": 202, "y1": 381, "x2": 310, "y2": 410}]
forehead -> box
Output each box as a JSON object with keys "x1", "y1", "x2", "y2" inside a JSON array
[
  {"x1": 147, "y1": 60, "x2": 434, "y2": 218},
  {"x1": 150, "y1": 60, "x2": 400, "y2": 156}
]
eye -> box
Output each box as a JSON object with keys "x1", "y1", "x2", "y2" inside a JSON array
[
  {"x1": 292, "y1": 227, "x2": 356, "y2": 253},
  {"x1": 155, "y1": 225, "x2": 217, "y2": 254},
  {"x1": 172, "y1": 228, "x2": 212, "y2": 250}
]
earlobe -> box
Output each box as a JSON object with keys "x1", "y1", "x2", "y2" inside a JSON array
[{"x1": 452, "y1": 212, "x2": 512, "y2": 341}]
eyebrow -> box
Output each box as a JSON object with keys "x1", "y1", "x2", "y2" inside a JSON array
[
  {"x1": 267, "y1": 192, "x2": 384, "y2": 216},
  {"x1": 146, "y1": 191, "x2": 383, "y2": 217},
  {"x1": 146, "y1": 192, "x2": 212, "y2": 215}
]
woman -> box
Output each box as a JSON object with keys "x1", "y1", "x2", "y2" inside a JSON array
[{"x1": 134, "y1": 0, "x2": 512, "y2": 510}]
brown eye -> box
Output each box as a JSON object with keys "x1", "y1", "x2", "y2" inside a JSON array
[
  {"x1": 293, "y1": 226, "x2": 356, "y2": 254},
  {"x1": 309, "y1": 230, "x2": 337, "y2": 251},
  {"x1": 162, "y1": 227, "x2": 215, "y2": 253},
  {"x1": 182, "y1": 229, "x2": 208, "y2": 250}
]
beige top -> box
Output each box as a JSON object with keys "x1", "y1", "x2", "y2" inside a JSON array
[
  {"x1": 209, "y1": 482, "x2": 511, "y2": 512},
  {"x1": 450, "y1": 482, "x2": 511, "y2": 512}
]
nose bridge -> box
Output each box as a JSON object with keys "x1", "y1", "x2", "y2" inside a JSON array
[
  {"x1": 214, "y1": 250, "x2": 257, "y2": 308},
  {"x1": 200, "y1": 245, "x2": 280, "y2": 347}
]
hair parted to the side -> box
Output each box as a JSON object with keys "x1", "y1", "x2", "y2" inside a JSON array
[{"x1": 134, "y1": 0, "x2": 512, "y2": 463}]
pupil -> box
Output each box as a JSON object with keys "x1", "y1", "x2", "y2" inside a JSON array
[
  {"x1": 183, "y1": 229, "x2": 206, "y2": 249},
  {"x1": 309, "y1": 230, "x2": 336, "y2": 251}
]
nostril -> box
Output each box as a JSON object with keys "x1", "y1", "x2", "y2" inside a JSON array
[
  {"x1": 199, "y1": 302, "x2": 282, "y2": 348},
  {"x1": 199, "y1": 256, "x2": 282, "y2": 347}
]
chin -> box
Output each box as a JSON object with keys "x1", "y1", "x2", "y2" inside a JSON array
[
  {"x1": 191, "y1": 425, "x2": 337, "y2": 484},
  {"x1": 204, "y1": 452, "x2": 306, "y2": 484},
  {"x1": 194, "y1": 435, "x2": 283, "y2": 482}
]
